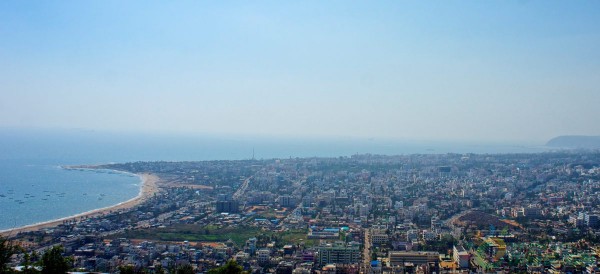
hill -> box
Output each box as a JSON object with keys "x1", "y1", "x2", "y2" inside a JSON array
[{"x1": 546, "y1": 136, "x2": 600, "y2": 149}]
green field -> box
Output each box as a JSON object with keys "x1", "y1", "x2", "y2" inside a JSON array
[
  {"x1": 112, "y1": 225, "x2": 318, "y2": 247},
  {"x1": 278, "y1": 230, "x2": 320, "y2": 247}
]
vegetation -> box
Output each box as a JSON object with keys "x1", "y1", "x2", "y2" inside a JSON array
[
  {"x1": 207, "y1": 260, "x2": 247, "y2": 274},
  {"x1": 114, "y1": 225, "x2": 263, "y2": 246},
  {"x1": 176, "y1": 264, "x2": 195, "y2": 274},
  {"x1": 40, "y1": 246, "x2": 71, "y2": 274},
  {"x1": 113, "y1": 225, "x2": 317, "y2": 247},
  {"x1": 420, "y1": 234, "x2": 457, "y2": 254},
  {"x1": 0, "y1": 239, "x2": 72, "y2": 274},
  {"x1": 0, "y1": 236, "x2": 19, "y2": 274},
  {"x1": 118, "y1": 265, "x2": 136, "y2": 274}
]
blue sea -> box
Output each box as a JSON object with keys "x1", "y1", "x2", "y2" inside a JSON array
[{"x1": 0, "y1": 128, "x2": 549, "y2": 231}]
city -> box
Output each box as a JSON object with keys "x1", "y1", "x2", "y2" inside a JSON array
[
  {"x1": 2, "y1": 1, "x2": 600, "y2": 273},
  {"x1": 4, "y1": 151, "x2": 600, "y2": 273}
]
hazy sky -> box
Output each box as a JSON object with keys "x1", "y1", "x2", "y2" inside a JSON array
[{"x1": 1, "y1": 1, "x2": 599, "y2": 142}]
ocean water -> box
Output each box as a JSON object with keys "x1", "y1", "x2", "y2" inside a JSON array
[
  {"x1": 0, "y1": 128, "x2": 549, "y2": 230},
  {"x1": 0, "y1": 160, "x2": 140, "y2": 231}
]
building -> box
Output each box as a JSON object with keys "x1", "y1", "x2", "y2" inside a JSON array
[
  {"x1": 245, "y1": 237, "x2": 257, "y2": 255},
  {"x1": 482, "y1": 237, "x2": 506, "y2": 261},
  {"x1": 308, "y1": 228, "x2": 339, "y2": 239},
  {"x1": 585, "y1": 213, "x2": 599, "y2": 228},
  {"x1": 569, "y1": 214, "x2": 585, "y2": 228},
  {"x1": 216, "y1": 200, "x2": 239, "y2": 213},
  {"x1": 453, "y1": 245, "x2": 470, "y2": 269},
  {"x1": 431, "y1": 216, "x2": 442, "y2": 231},
  {"x1": 388, "y1": 251, "x2": 440, "y2": 267},
  {"x1": 406, "y1": 229, "x2": 419, "y2": 242},
  {"x1": 276, "y1": 261, "x2": 294, "y2": 274},
  {"x1": 371, "y1": 228, "x2": 389, "y2": 246},
  {"x1": 316, "y1": 241, "x2": 361, "y2": 266},
  {"x1": 217, "y1": 193, "x2": 232, "y2": 201},
  {"x1": 279, "y1": 195, "x2": 297, "y2": 207},
  {"x1": 258, "y1": 249, "x2": 271, "y2": 265},
  {"x1": 524, "y1": 205, "x2": 542, "y2": 219},
  {"x1": 283, "y1": 245, "x2": 295, "y2": 256},
  {"x1": 421, "y1": 230, "x2": 436, "y2": 242}
]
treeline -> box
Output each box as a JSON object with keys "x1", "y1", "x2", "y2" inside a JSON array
[{"x1": 1, "y1": 236, "x2": 246, "y2": 274}]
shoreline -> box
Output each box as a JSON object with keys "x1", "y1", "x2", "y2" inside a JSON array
[{"x1": 0, "y1": 172, "x2": 160, "y2": 237}]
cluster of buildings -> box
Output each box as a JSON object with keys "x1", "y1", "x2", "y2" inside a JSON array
[{"x1": 6, "y1": 151, "x2": 600, "y2": 273}]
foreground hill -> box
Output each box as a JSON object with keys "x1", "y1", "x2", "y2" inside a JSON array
[{"x1": 546, "y1": 135, "x2": 600, "y2": 149}]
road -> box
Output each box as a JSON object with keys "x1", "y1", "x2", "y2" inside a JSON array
[
  {"x1": 362, "y1": 228, "x2": 372, "y2": 274},
  {"x1": 232, "y1": 176, "x2": 252, "y2": 200}
]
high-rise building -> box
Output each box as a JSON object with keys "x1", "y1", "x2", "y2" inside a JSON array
[
  {"x1": 216, "y1": 200, "x2": 239, "y2": 213},
  {"x1": 585, "y1": 213, "x2": 599, "y2": 228},
  {"x1": 279, "y1": 195, "x2": 296, "y2": 207}
]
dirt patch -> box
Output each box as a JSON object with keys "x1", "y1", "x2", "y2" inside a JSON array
[{"x1": 455, "y1": 211, "x2": 520, "y2": 230}]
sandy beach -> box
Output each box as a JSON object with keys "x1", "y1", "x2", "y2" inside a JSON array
[{"x1": 1, "y1": 173, "x2": 160, "y2": 237}]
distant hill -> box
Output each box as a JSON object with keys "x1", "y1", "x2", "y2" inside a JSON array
[{"x1": 546, "y1": 136, "x2": 600, "y2": 149}]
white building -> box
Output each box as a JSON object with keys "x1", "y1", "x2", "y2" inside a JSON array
[{"x1": 453, "y1": 245, "x2": 469, "y2": 269}]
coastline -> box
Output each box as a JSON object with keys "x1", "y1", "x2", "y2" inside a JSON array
[{"x1": 0, "y1": 172, "x2": 160, "y2": 237}]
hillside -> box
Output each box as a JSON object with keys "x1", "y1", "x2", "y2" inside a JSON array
[{"x1": 546, "y1": 135, "x2": 600, "y2": 149}]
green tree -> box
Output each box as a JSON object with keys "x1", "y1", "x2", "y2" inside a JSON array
[
  {"x1": 154, "y1": 264, "x2": 166, "y2": 274},
  {"x1": 0, "y1": 236, "x2": 19, "y2": 274},
  {"x1": 207, "y1": 260, "x2": 247, "y2": 274},
  {"x1": 118, "y1": 265, "x2": 147, "y2": 274},
  {"x1": 40, "y1": 246, "x2": 70, "y2": 274},
  {"x1": 22, "y1": 253, "x2": 39, "y2": 274},
  {"x1": 176, "y1": 264, "x2": 194, "y2": 274},
  {"x1": 118, "y1": 265, "x2": 135, "y2": 274}
]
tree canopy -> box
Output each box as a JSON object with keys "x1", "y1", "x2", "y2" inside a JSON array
[
  {"x1": 207, "y1": 260, "x2": 247, "y2": 274},
  {"x1": 0, "y1": 236, "x2": 19, "y2": 274},
  {"x1": 40, "y1": 246, "x2": 70, "y2": 274}
]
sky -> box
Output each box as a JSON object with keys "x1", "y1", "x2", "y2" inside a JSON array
[{"x1": 0, "y1": 1, "x2": 599, "y2": 143}]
